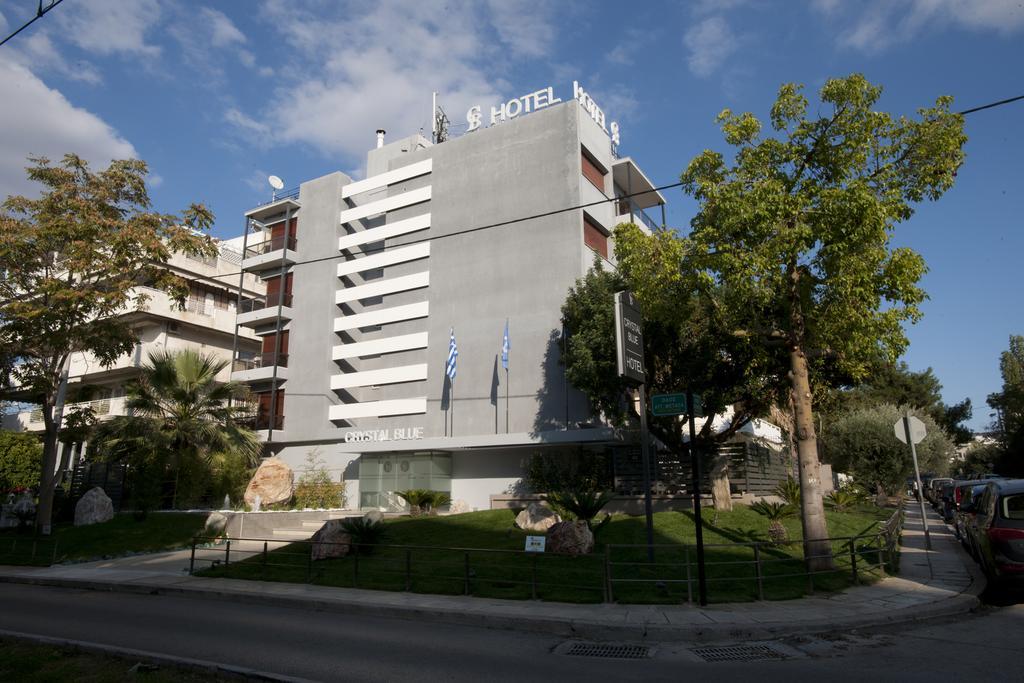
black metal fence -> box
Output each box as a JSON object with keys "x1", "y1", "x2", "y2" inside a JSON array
[{"x1": 189, "y1": 509, "x2": 904, "y2": 604}]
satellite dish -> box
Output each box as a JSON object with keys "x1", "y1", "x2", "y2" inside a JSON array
[{"x1": 268, "y1": 175, "x2": 284, "y2": 190}]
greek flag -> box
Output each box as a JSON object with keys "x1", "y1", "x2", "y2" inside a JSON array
[
  {"x1": 446, "y1": 328, "x2": 458, "y2": 380},
  {"x1": 501, "y1": 319, "x2": 510, "y2": 370}
]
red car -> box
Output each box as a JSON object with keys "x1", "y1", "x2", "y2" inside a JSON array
[{"x1": 966, "y1": 479, "x2": 1024, "y2": 586}]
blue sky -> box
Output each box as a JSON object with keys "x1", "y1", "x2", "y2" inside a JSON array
[{"x1": 1, "y1": 0, "x2": 1021, "y2": 430}]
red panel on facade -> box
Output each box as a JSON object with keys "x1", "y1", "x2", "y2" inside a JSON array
[
  {"x1": 583, "y1": 216, "x2": 608, "y2": 259},
  {"x1": 581, "y1": 149, "x2": 607, "y2": 193}
]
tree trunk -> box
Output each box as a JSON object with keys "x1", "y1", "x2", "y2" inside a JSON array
[
  {"x1": 709, "y1": 445, "x2": 733, "y2": 511},
  {"x1": 789, "y1": 346, "x2": 833, "y2": 571},
  {"x1": 35, "y1": 405, "x2": 60, "y2": 535}
]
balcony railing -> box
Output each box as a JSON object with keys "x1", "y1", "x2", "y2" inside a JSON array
[
  {"x1": 232, "y1": 352, "x2": 289, "y2": 373},
  {"x1": 30, "y1": 397, "x2": 113, "y2": 424},
  {"x1": 239, "y1": 414, "x2": 285, "y2": 431},
  {"x1": 237, "y1": 293, "x2": 293, "y2": 314},
  {"x1": 615, "y1": 198, "x2": 661, "y2": 232},
  {"x1": 244, "y1": 235, "x2": 297, "y2": 259}
]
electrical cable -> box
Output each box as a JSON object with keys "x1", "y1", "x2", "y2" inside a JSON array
[{"x1": 0, "y1": 0, "x2": 66, "y2": 48}]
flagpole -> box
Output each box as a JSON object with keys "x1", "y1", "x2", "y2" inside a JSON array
[{"x1": 505, "y1": 367, "x2": 509, "y2": 433}]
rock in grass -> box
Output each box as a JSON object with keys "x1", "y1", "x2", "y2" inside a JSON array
[
  {"x1": 310, "y1": 519, "x2": 352, "y2": 561},
  {"x1": 363, "y1": 510, "x2": 384, "y2": 525},
  {"x1": 244, "y1": 458, "x2": 294, "y2": 507},
  {"x1": 514, "y1": 502, "x2": 561, "y2": 532},
  {"x1": 546, "y1": 520, "x2": 594, "y2": 556},
  {"x1": 74, "y1": 487, "x2": 114, "y2": 526},
  {"x1": 204, "y1": 511, "x2": 229, "y2": 537}
]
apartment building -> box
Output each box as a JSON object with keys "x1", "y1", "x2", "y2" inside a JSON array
[
  {"x1": 2, "y1": 243, "x2": 265, "y2": 472},
  {"x1": 233, "y1": 92, "x2": 666, "y2": 512}
]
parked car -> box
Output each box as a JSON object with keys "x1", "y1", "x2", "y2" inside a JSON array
[
  {"x1": 965, "y1": 479, "x2": 1024, "y2": 587},
  {"x1": 938, "y1": 481, "x2": 957, "y2": 523},
  {"x1": 928, "y1": 477, "x2": 953, "y2": 506},
  {"x1": 952, "y1": 481, "x2": 991, "y2": 544}
]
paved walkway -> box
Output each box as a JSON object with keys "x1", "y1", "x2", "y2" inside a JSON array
[{"x1": 0, "y1": 503, "x2": 983, "y2": 642}]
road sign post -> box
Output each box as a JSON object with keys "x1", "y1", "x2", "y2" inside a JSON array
[
  {"x1": 615, "y1": 291, "x2": 654, "y2": 562},
  {"x1": 686, "y1": 389, "x2": 708, "y2": 606},
  {"x1": 895, "y1": 413, "x2": 932, "y2": 551}
]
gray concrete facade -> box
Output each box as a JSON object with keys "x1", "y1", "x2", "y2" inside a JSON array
[{"x1": 234, "y1": 99, "x2": 659, "y2": 510}]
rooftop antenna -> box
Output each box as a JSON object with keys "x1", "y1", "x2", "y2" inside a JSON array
[
  {"x1": 433, "y1": 92, "x2": 450, "y2": 144},
  {"x1": 268, "y1": 175, "x2": 284, "y2": 201}
]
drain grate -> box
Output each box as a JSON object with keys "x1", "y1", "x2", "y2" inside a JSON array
[
  {"x1": 564, "y1": 643, "x2": 651, "y2": 660},
  {"x1": 691, "y1": 645, "x2": 788, "y2": 663}
]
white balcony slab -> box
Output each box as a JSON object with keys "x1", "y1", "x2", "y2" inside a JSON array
[
  {"x1": 333, "y1": 332, "x2": 429, "y2": 360},
  {"x1": 335, "y1": 271, "x2": 429, "y2": 304},
  {"x1": 337, "y1": 213, "x2": 431, "y2": 252},
  {"x1": 329, "y1": 398, "x2": 427, "y2": 420},
  {"x1": 231, "y1": 365, "x2": 288, "y2": 384},
  {"x1": 333, "y1": 302, "x2": 429, "y2": 332},
  {"x1": 341, "y1": 159, "x2": 432, "y2": 199},
  {"x1": 237, "y1": 305, "x2": 293, "y2": 328},
  {"x1": 331, "y1": 363, "x2": 428, "y2": 390},
  {"x1": 241, "y1": 249, "x2": 298, "y2": 272},
  {"x1": 339, "y1": 186, "x2": 431, "y2": 225},
  {"x1": 336, "y1": 242, "x2": 430, "y2": 278}
]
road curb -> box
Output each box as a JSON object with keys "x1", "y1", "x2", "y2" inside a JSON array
[{"x1": 0, "y1": 571, "x2": 983, "y2": 644}]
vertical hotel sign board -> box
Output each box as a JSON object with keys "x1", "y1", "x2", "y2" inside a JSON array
[{"x1": 614, "y1": 291, "x2": 645, "y2": 384}]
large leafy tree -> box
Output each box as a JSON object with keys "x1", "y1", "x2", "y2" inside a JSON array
[
  {"x1": 987, "y1": 335, "x2": 1024, "y2": 475},
  {"x1": 680, "y1": 75, "x2": 966, "y2": 567},
  {"x1": 0, "y1": 154, "x2": 216, "y2": 531},
  {"x1": 561, "y1": 239, "x2": 788, "y2": 511},
  {"x1": 92, "y1": 350, "x2": 262, "y2": 511},
  {"x1": 820, "y1": 403, "x2": 952, "y2": 495}
]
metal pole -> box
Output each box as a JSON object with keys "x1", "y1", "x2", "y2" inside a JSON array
[
  {"x1": 505, "y1": 368, "x2": 510, "y2": 434},
  {"x1": 904, "y1": 413, "x2": 932, "y2": 551},
  {"x1": 638, "y1": 384, "x2": 655, "y2": 563},
  {"x1": 687, "y1": 388, "x2": 708, "y2": 606}
]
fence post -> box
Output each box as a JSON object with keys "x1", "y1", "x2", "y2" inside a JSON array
[
  {"x1": 876, "y1": 533, "x2": 886, "y2": 577},
  {"x1": 31, "y1": 540, "x2": 36, "y2": 562},
  {"x1": 306, "y1": 542, "x2": 313, "y2": 584},
  {"x1": 262, "y1": 541, "x2": 268, "y2": 580},
  {"x1": 753, "y1": 543, "x2": 764, "y2": 600},
  {"x1": 51, "y1": 539, "x2": 58, "y2": 566},
  {"x1": 225, "y1": 539, "x2": 231, "y2": 567},
  {"x1": 405, "y1": 548, "x2": 412, "y2": 592},
  {"x1": 850, "y1": 538, "x2": 858, "y2": 584},
  {"x1": 806, "y1": 557, "x2": 814, "y2": 595},
  {"x1": 685, "y1": 546, "x2": 693, "y2": 604},
  {"x1": 463, "y1": 552, "x2": 470, "y2": 596},
  {"x1": 530, "y1": 553, "x2": 538, "y2": 600},
  {"x1": 189, "y1": 540, "x2": 196, "y2": 575},
  {"x1": 353, "y1": 546, "x2": 359, "y2": 587},
  {"x1": 603, "y1": 545, "x2": 612, "y2": 603}
]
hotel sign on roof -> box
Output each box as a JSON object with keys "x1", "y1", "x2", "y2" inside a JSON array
[{"x1": 466, "y1": 81, "x2": 620, "y2": 146}]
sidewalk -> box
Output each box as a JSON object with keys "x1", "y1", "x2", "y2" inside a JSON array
[{"x1": 0, "y1": 503, "x2": 983, "y2": 643}]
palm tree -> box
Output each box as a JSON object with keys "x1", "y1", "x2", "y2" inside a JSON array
[{"x1": 94, "y1": 349, "x2": 262, "y2": 510}]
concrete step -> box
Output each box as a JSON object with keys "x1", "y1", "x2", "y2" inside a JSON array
[{"x1": 271, "y1": 529, "x2": 313, "y2": 540}]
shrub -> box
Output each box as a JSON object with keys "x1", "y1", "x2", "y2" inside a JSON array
[
  {"x1": 774, "y1": 476, "x2": 801, "y2": 507},
  {"x1": 396, "y1": 489, "x2": 451, "y2": 515},
  {"x1": 525, "y1": 450, "x2": 611, "y2": 494},
  {"x1": 750, "y1": 499, "x2": 794, "y2": 544},
  {"x1": 826, "y1": 488, "x2": 862, "y2": 512},
  {"x1": 340, "y1": 517, "x2": 389, "y2": 554},
  {"x1": 0, "y1": 430, "x2": 42, "y2": 492},
  {"x1": 546, "y1": 489, "x2": 614, "y2": 530},
  {"x1": 294, "y1": 451, "x2": 346, "y2": 509}
]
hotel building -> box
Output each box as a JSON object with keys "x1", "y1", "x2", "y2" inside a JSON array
[{"x1": 233, "y1": 93, "x2": 668, "y2": 512}]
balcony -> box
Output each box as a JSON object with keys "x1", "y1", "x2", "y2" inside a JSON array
[
  {"x1": 241, "y1": 235, "x2": 298, "y2": 272},
  {"x1": 238, "y1": 413, "x2": 285, "y2": 441},
  {"x1": 236, "y1": 293, "x2": 293, "y2": 328},
  {"x1": 614, "y1": 197, "x2": 661, "y2": 233},
  {"x1": 5, "y1": 396, "x2": 126, "y2": 432},
  {"x1": 231, "y1": 352, "x2": 289, "y2": 384}
]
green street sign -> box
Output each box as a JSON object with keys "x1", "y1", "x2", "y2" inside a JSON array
[{"x1": 651, "y1": 393, "x2": 702, "y2": 417}]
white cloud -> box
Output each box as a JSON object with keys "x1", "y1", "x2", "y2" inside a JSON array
[
  {"x1": 228, "y1": 0, "x2": 559, "y2": 162},
  {"x1": 202, "y1": 8, "x2": 247, "y2": 47},
  {"x1": 168, "y1": 6, "x2": 257, "y2": 81},
  {"x1": 3, "y1": 29, "x2": 103, "y2": 84},
  {"x1": 684, "y1": 16, "x2": 738, "y2": 77},
  {"x1": 820, "y1": 0, "x2": 1024, "y2": 53},
  {"x1": 0, "y1": 61, "x2": 137, "y2": 198},
  {"x1": 55, "y1": 0, "x2": 162, "y2": 58}
]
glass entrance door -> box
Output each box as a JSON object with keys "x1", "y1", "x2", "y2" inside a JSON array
[{"x1": 358, "y1": 452, "x2": 452, "y2": 511}]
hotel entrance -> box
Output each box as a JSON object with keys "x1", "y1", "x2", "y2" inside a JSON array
[{"x1": 358, "y1": 451, "x2": 452, "y2": 511}]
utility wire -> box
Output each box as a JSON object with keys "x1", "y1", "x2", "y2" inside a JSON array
[
  {"x1": 187, "y1": 90, "x2": 1024, "y2": 290},
  {"x1": 0, "y1": 0, "x2": 66, "y2": 48}
]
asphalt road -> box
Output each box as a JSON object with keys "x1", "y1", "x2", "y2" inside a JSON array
[{"x1": 1, "y1": 582, "x2": 1022, "y2": 682}]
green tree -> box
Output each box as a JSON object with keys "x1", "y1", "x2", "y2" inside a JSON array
[
  {"x1": 680, "y1": 74, "x2": 966, "y2": 567},
  {"x1": 0, "y1": 430, "x2": 42, "y2": 491},
  {"x1": 987, "y1": 335, "x2": 1024, "y2": 475},
  {"x1": 0, "y1": 155, "x2": 216, "y2": 531},
  {"x1": 92, "y1": 349, "x2": 261, "y2": 511},
  {"x1": 825, "y1": 361, "x2": 972, "y2": 444},
  {"x1": 560, "y1": 245, "x2": 788, "y2": 511},
  {"x1": 821, "y1": 404, "x2": 952, "y2": 494}
]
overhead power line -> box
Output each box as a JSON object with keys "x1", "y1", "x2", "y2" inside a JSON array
[
  {"x1": 0, "y1": 0, "x2": 66, "y2": 48},
  {"x1": 957, "y1": 94, "x2": 1024, "y2": 116}
]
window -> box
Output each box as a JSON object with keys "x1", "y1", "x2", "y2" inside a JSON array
[
  {"x1": 583, "y1": 215, "x2": 608, "y2": 259},
  {"x1": 581, "y1": 147, "x2": 607, "y2": 193}
]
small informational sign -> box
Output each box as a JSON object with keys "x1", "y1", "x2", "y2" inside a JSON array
[
  {"x1": 614, "y1": 291, "x2": 645, "y2": 384},
  {"x1": 651, "y1": 393, "x2": 686, "y2": 416},
  {"x1": 895, "y1": 415, "x2": 927, "y2": 445},
  {"x1": 524, "y1": 536, "x2": 546, "y2": 553}
]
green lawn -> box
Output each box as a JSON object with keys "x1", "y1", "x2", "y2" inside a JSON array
[
  {"x1": 199, "y1": 504, "x2": 897, "y2": 605},
  {"x1": 0, "y1": 639, "x2": 231, "y2": 682},
  {"x1": 0, "y1": 513, "x2": 206, "y2": 566}
]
